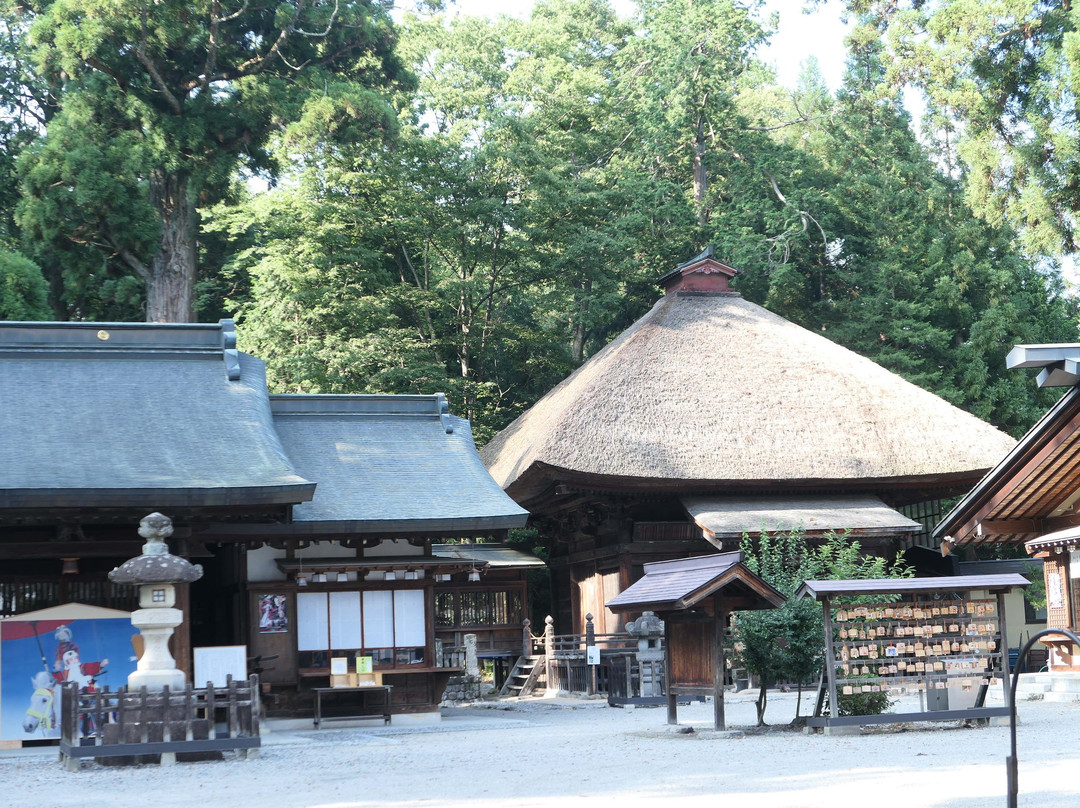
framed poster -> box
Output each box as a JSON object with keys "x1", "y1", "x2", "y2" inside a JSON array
[
  {"x1": 258, "y1": 594, "x2": 289, "y2": 634},
  {"x1": 1, "y1": 608, "x2": 136, "y2": 741}
]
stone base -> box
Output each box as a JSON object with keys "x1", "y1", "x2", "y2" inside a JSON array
[
  {"x1": 441, "y1": 674, "x2": 484, "y2": 705},
  {"x1": 128, "y1": 669, "x2": 186, "y2": 691},
  {"x1": 822, "y1": 724, "x2": 861, "y2": 737}
]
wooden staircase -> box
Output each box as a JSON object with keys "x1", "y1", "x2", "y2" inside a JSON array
[{"x1": 500, "y1": 654, "x2": 545, "y2": 697}]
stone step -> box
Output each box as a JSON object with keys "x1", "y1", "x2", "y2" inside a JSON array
[{"x1": 1043, "y1": 691, "x2": 1080, "y2": 703}]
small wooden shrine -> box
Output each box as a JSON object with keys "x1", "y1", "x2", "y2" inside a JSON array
[
  {"x1": 796, "y1": 574, "x2": 1029, "y2": 733},
  {"x1": 605, "y1": 551, "x2": 784, "y2": 730}
]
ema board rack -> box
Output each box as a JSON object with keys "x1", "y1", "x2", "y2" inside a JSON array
[{"x1": 831, "y1": 598, "x2": 1003, "y2": 697}]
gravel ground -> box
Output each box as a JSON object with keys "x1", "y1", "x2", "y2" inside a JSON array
[{"x1": 1, "y1": 689, "x2": 1077, "y2": 808}]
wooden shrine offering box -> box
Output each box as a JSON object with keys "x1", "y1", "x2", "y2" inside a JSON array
[
  {"x1": 330, "y1": 657, "x2": 350, "y2": 687},
  {"x1": 329, "y1": 656, "x2": 383, "y2": 687}
]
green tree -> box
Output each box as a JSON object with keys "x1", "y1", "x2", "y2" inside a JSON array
[
  {"x1": 12, "y1": 0, "x2": 407, "y2": 322},
  {"x1": 848, "y1": 0, "x2": 1080, "y2": 255},
  {"x1": 734, "y1": 528, "x2": 909, "y2": 725},
  {"x1": 620, "y1": 0, "x2": 767, "y2": 225},
  {"x1": 730, "y1": 25, "x2": 1079, "y2": 436},
  {"x1": 0, "y1": 248, "x2": 50, "y2": 319}
]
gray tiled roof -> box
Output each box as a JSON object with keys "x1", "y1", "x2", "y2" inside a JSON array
[
  {"x1": 266, "y1": 395, "x2": 529, "y2": 533},
  {"x1": 0, "y1": 320, "x2": 314, "y2": 508}
]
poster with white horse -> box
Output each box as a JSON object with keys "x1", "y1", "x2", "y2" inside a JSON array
[{"x1": 0, "y1": 605, "x2": 135, "y2": 741}]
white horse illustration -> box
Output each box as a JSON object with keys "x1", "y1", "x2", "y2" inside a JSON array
[{"x1": 23, "y1": 670, "x2": 58, "y2": 736}]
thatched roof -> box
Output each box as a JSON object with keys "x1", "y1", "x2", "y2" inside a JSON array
[{"x1": 482, "y1": 291, "x2": 1016, "y2": 502}]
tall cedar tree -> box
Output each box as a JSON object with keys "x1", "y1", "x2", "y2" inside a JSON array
[{"x1": 13, "y1": 0, "x2": 408, "y2": 322}]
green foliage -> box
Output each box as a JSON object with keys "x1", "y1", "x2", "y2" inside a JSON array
[
  {"x1": 11, "y1": 0, "x2": 408, "y2": 320},
  {"x1": 828, "y1": 679, "x2": 896, "y2": 717},
  {"x1": 0, "y1": 248, "x2": 50, "y2": 319},
  {"x1": 1023, "y1": 562, "x2": 1047, "y2": 613},
  {"x1": 852, "y1": 1, "x2": 1080, "y2": 255},
  {"x1": 0, "y1": 0, "x2": 1075, "y2": 452},
  {"x1": 733, "y1": 528, "x2": 910, "y2": 725}
]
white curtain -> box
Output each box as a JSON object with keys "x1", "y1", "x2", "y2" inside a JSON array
[
  {"x1": 394, "y1": 590, "x2": 426, "y2": 647},
  {"x1": 296, "y1": 592, "x2": 329, "y2": 651},
  {"x1": 363, "y1": 590, "x2": 394, "y2": 647},
  {"x1": 329, "y1": 591, "x2": 363, "y2": 648}
]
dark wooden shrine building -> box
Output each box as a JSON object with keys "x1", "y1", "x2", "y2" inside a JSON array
[
  {"x1": 482, "y1": 250, "x2": 1018, "y2": 634},
  {"x1": 0, "y1": 320, "x2": 530, "y2": 715},
  {"x1": 934, "y1": 343, "x2": 1080, "y2": 671}
]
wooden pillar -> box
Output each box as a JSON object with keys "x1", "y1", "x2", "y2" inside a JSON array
[
  {"x1": 425, "y1": 584, "x2": 436, "y2": 668},
  {"x1": 544, "y1": 615, "x2": 554, "y2": 692},
  {"x1": 665, "y1": 615, "x2": 678, "y2": 725},
  {"x1": 713, "y1": 597, "x2": 727, "y2": 731},
  {"x1": 997, "y1": 591, "x2": 1011, "y2": 709},
  {"x1": 821, "y1": 596, "x2": 839, "y2": 726},
  {"x1": 174, "y1": 582, "x2": 192, "y2": 681},
  {"x1": 585, "y1": 613, "x2": 597, "y2": 696}
]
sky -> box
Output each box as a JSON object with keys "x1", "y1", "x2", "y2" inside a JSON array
[{"x1": 442, "y1": 0, "x2": 853, "y2": 91}]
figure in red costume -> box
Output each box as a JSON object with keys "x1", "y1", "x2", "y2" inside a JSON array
[
  {"x1": 51, "y1": 626, "x2": 108, "y2": 690},
  {"x1": 51, "y1": 626, "x2": 108, "y2": 736}
]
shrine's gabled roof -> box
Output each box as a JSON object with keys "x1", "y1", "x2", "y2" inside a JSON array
[
  {"x1": 606, "y1": 551, "x2": 785, "y2": 613},
  {"x1": 0, "y1": 320, "x2": 315, "y2": 510},
  {"x1": 254, "y1": 394, "x2": 529, "y2": 535}
]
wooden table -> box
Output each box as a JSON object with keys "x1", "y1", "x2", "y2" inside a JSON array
[{"x1": 312, "y1": 685, "x2": 392, "y2": 728}]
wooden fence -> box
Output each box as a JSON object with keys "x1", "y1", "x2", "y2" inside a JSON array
[{"x1": 59, "y1": 675, "x2": 261, "y2": 770}]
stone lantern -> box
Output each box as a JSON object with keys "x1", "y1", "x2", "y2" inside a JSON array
[
  {"x1": 109, "y1": 513, "x2": 203, "y2": 691},
  {"x1": 626, "y1": 610, "x2": 665, "y2": 698}
]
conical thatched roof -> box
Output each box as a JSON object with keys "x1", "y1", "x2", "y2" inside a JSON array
[{"x1": 482, "y1": 291, "x2": 1016, "y2": 501}]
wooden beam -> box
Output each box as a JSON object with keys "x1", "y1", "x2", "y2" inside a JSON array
[
  {"x1": 714, "y1": 597, "x2": 727, "y2": 731},
  {"x1": 976, "y1": 519, "x2": 1044, "y2": 536},
  {"x1": 0, "y1": 541, "x2": 143, "y2": 559}
]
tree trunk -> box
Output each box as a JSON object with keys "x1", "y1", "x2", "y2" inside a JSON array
[
  {"x1": 755, "y1": 680, "x2": 768, "y2": 726},
  {"x1": 571, "y1": 278, "x2": 592, "y2": 364},
  {"x1": 146, "y1": 170, "x2": 196, "y2": 323},
  {"x1": 692, "y1": 118, "x2": 709, "y2": 225}
]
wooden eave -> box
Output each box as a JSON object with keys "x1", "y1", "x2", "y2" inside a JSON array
[
  {"x1": 796, "y1": 574, "x2": 1030, "y2": 601},
  {"x1": 276, "y1": 557, "x2": 483, "y2": 575},
  {"x1": 507, "y1": 462, "x2": 988, "y2": 515},
  {"x1": 935, "y1": 387, "x2": 1080, "y2": 550}
]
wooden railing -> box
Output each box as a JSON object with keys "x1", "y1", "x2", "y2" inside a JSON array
[
  {"x1": 59, "y1": 675, "x2": 261, "y2": 770},
  {"x1": 0, "y1": 579, "x2": 138, "y2": 618},
  {"x1": 543, "y1": 613, "x2": 663, "y2": 698}
]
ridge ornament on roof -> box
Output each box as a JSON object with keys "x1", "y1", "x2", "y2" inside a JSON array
[
  {"x1": 0, "y1": 318, "x2": 243, "y2": 381},
  {"x1": 655, "y1": 245, "x2": 740, "y2": 295}
]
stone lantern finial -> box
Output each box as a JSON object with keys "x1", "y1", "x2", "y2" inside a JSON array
[{"x1": 137, "y1": 512, "x2": 173, "y2": 554}]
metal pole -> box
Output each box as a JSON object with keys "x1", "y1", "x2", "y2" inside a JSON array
[{"x1": 1006, "y1": 627, "x2": 1080, "y2": 808}]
